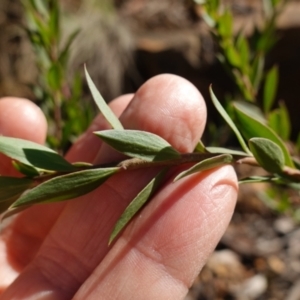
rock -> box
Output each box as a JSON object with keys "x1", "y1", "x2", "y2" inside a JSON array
[
  {"x1": 232, "y1": 274, "x2": 268, "y2": 300},
  {"x1": 205, "y1": 249, "x2": 245, "y2": 280},
  {"x1": 274, "y1": 217, "x2": 295, "y2": 234}
]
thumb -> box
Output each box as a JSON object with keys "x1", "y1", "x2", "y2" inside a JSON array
[{"x1": 0, "y1": 97, "x2": 47, "y2": 176}]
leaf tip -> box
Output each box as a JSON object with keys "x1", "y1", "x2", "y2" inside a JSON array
[{"x1": 108, "y1": 234, "x2": 116, "y2": 246}]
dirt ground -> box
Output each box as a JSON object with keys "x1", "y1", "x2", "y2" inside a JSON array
[{"x1": 1, "y1": 1, "x2": 300, "y2": 299}]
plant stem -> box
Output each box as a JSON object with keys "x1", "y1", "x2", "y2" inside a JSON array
[{"x1": 32, "y1": 152, "x2": 300, "y2": 185}]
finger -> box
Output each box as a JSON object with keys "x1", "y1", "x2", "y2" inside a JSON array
[
  {"x1": 0, "y1": 95, "x2": 132, "y2": 291},
  {"x1": 1, "y1": 74, "x2": 209, "y2": 299},
  {"x1": 0, "y1": 98, "x2": 47, "y2": 176},
  {"x1": 75, "y1": 166, "x2": 237, "y2": 299},
  {"x1": 0, "y1": 97, "x2": 47, "y2": 291},
  {"x1": 66, "y1": 94, "x2": 133, "y2": 162}
]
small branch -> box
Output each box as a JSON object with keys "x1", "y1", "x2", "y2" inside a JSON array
[
  {"x1": 117, "y1": 153, "x2": 217, "y2": 170},
  {"x1": 32, "y1": 152, "x2": 300, "y2": 185},
  {"x1": 235, "y1": 157, "x2": 259, "y2": 167},
  {"x1": 282, "y1": 166, "x2": 300, "y2": 181}
]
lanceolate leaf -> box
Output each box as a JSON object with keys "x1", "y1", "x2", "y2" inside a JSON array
[
  {"x1": 239, "y1": 176, "x2": 274, "y2": 184},
  {"x1": 206, "y1": 147, "x2": 250, "y2": 157},
  {"x1": 209, "y1": 86, "x2": 252, "y2": 155},
  {"x1": 263, "y1": 65, "x2": 278, "y2": 113},
  {"x1": 268, "y1": 102, "x2": 291, "y2": 140},
  {"x1": 251, "y1": 54, "x2": 265, "y2": 93},
  {"x1": 95, "y1": 130, "x2": 180, "y2": 161},
  {"x1": 2, "y1": 205, "x2": 32, "y2": 220},
  {"x1": 0, "y1": 177, "x2": 34, "y2": 214},
  {"x1": 232, "y1": 102, "x2": 294, "y2": 167},
  {"x1": 84, "y1": 66, "x2": 123, "y2": 130},
  {"x1": 11, "y1": 168, "x2": 119, "y2": 208},
  {"x1": 59, "y1": 29, "x2": 80, "y2": 66},
  {"x1": 12, "y1": 161, "x2": 40, "y2": 177},
  {"x1": 0, "y1": 177, "x2": 33, "y2": 203},
  {"x1": 194, "y1": 140, "x2": 206, "y2": 153},
  {"x1": 174, "y1": 154, "x2": 233, "y2": 182},
  {"x1": 249, "y1": 138, "x2": 284, "y2": 174},
  {"x1": 0, "y1": 136, "x2": 75, "y2": 171},
  {"x1": 109, "y1": 169, "x2": 166, "y2": 244}
]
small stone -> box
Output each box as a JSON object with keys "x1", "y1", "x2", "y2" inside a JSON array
[
  {"x1": 267, "y1": 255, "x2": 285, "y2": 274},
  {"x1": 274, "y1": 217, "x2": 295, "y2": 234},
  {"x1": 233, "y1": 274, "x2": 268, "y2": 299},
  {"x1": 206, "y1": 249, "x2": 245, "y2": 280}
]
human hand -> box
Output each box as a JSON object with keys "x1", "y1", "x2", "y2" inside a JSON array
[{"x1": 0, "y1": 74, "x2": 237, "y2": 299}]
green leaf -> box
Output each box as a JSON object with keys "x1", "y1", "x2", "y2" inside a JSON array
[
  {"x1": 239, "y1": 176, "x2": 274, "y2": 184},
  {"x1": 11, "y1": 168, "x2": 119, "y2": 208},
  {"x1": 59, "y1": 29, "x2": 80, "y2": 66},
  {"x1": 49, "y1": 0, "x2": 60, "y2": 41},
  {"x1": 109, "y1": 169, "x2": 166, "y2": 244},
  {"x1": 206, "y1": 147, "x2": 250, "y2": 156},
  {"x1": 256, "y1": 24, "x2": 278, "y2": 53},
  {"x1": 0, "y1": 136, "x2": 75, "y2": 171},
  {"x1": 225, "y1": 44, "x2": 241, "y2": 68},
  {"x1": 28, "y1": 9, "x2": 50, "y2": 47},
  {"x1": 194, "y1": 140, "x2": 206, "y2": 153},
  {"x1": 236, "y1": 34, "x2": 250, "y2": 73},
  {"x1": 2, "y1": 205, "x2": 32, "y2": 220},
  {"x1": 84, "y1": 66, "x2": 123, "y2": 130},
  {"x1": 263, "y1": 65, "x2": 279, "y2": 113},
  {"x1": 201, "y1": 11, "x2": 216, "y2": 27},
  {"x1": 251, "y1": 54, "x2": 265, "y2": 93},
  {"x1": 263, "y1": 0, "x2": 275, "y2": 18},
  {"x1": 209, "y1": 86, "x2": 252, "y2": 155},
  {"x1": 233, "y1": 101, "x2": 265, "y2": 123},
  {"x1": 249, "y1": 137, "x2": 284, "y2": 173},
  {"x1": 268, "y1": 102, "x2": 291, "y2": 140},
  {"x1": 12, "y1": 161, "x2": 40, "y2": 177},
  {"x1": 0, "y1": 177, "x2": 34, "y2": 214},
  {"x1": 232, "y1": 102, "x2": 294, "y2": 167},
  {"x1": 284, "y1": 182, "x2": 300, "y2": 191},
  {"x1": 47, "y1": 63, "x2": 63, "y2": 90},
  {"x1": 218, "y1": 9, "x2": 233, "y2": 38},
  {"x1": 95, "y1": 130, "x2": 180, "y2": 161},
  {"x1": 72, "y1": 162, "x2": 93, "y2": 168},
  {"x1": 0, "y1": 177, "x2": 33, "y2": 203},
  {"x1": 174, "y1": 154, "x2": 232, "y2": 182}
]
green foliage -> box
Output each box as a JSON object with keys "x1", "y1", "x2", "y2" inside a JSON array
[
  {"x1": 0, "y1": 177, "x2": 34, "y2": 214},
  {"x1": 263, "y1": 66, "x2": 279, "y2": 113},
  {"x1": 199, "y1": 0, "x2": 300, "y2": 219},
  {"x1": 209, "y1": 86, "x2": 251, "y2": 155},
  {"x1": 1, "y1": 71, "x2": 300, "y2": 244},
  {"x1": 23, "y1": 0, "x2": 94, "y2": 152},
  {"x1": 10, "y1": 168, "x2": 119, "y2": 209},
  {"x1": 0, "y1": 136, "x2": 75, "y2": 172},
  {"x1": 249, "y1": 138, "x2": 284, "y2": 174},
  {"x1": 95, "y1": 130, "x2": 180, "y2": 161},
  {"x1": 232, "y1": 102, "x2": 294, "y2": 167},
  {"x1": 200, "y1": 0, "x2": 286, "y2": 105},
  {"x1": 85, "y1": 66, "x2": 123, "y2": 130},
  {"x1": 0, "y1": 1, "x2": 299, "y2": 244},
  {"x1": 174, "y1": 154, "x2": 233, "y2": 182},
  {"x1": 109, "y1": 169, "x2": 167, "y2": 244}
]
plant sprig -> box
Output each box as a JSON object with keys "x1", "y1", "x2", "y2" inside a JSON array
[
  {"x1": 1, "y1": 69, "x2": 300, "y2": 244},
  {"x1": 23, "y1": 0, "x2": 93, "y2": 152}
]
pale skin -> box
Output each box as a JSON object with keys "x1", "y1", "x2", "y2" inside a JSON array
[{"x1": 0, "y1": 74, "x2": 238, "y2": 300}]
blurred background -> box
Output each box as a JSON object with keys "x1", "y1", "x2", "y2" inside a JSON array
[{"x1": 1, "y1": 0, "x2": 300, "y2": 299}]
